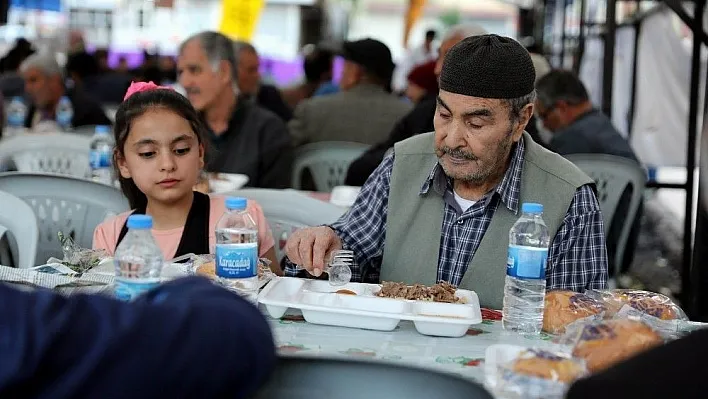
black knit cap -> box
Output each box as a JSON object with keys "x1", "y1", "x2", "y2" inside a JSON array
[{"x1": 439, "y1": 34, "x2": 536, "y2": 99}]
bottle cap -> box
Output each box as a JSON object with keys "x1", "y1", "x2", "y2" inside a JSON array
[
  {"x1": 95, "y1": 125, "x2": 111, "y2": 135},
  {"x1": 126, "y1": 214, "x2": 153, "y2": 229},
  {"x1": 225, "y1": 197, "x2": 247, "y2": 210},
  {"x1": 521, "y1": 203, "x2": 543, "y2": 214}
]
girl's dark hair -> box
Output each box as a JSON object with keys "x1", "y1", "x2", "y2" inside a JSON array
[{"x1": 113, "y1": 89, "x2": 209, "y2": 209}]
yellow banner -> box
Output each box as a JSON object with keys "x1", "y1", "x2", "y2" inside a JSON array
[
  {"x1": 404, "y1": 0, "x2": 427, "y2": 47},
  {"x1": 219, "y1": 0, "x2": 265, "y2": 42}
]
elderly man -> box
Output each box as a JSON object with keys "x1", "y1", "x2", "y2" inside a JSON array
[
  {"x1": 20, "y1": 53, "x2": 111, "y2": 130},
  {"x1": 284, "y1": 35, "x2": 608, "y2": 309},
  {"x1": 345, "y1": 24, "x2": 487, "y2": 186},
  {"x1": 233, "y1": 41, "x2": 292, "y2": 122},
  {"x1": 288, "y1": 38, "x2": 412, "y2": 147},
  {"x1": 178, "y1": 32, "x2": 293, "y2": 188}
]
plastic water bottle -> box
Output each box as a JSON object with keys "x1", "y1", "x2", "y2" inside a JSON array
[
  {"x1": 56, "y1": 96, "x2": 73, "y2": 130},
  {"x1": 89, "y1": 125, "x2": 114, "y2": 185},
  {"x1": 502, "y1": 202, "x2": 550, "y2": 334},
  {"x1": 215, "y1": 197, "x2": 259, "y2": 301},
  {"x1": 114, "y1": 215, "x2": 164, "y2": 301},
  {"x1": 6, "y1": 96, "x2": 26, "y2": 136}
]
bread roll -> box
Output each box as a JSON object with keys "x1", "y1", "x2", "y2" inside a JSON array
[
  {"x1": 571, "y1": 319, "x2": 662, "y2": 373},
  {"x1": 601, "y1": 290, "x2": 679, "y2": 320},
  {"x1": 512, "y1": 350, "x2": 586, "y2": 383},
  {"x1": 196, "y1": 261, "x2": 216, "y2": 278},
  {"x1": 542, "y1": 291, "x2": 605, "y2": 334}
]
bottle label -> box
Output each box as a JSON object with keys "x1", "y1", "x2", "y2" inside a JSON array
[
  {"x1": 7, "y1": 113, "x2": 24, "y2": 127},
  {"x1": 216, "y1": 242, "x2": 258, "y2": 278},
  {"x1": 57, "y1": 112, "x2": 72, "y2": 128},
  {"x1": 506, "y1": 245, "x2": 548, "y2": 279},
  {"x1": 115, "y1": 278, "x2": 160, "y2": 301},
  {"x1": 89, "y1": 150, "x2": 112, "y2": 168}
]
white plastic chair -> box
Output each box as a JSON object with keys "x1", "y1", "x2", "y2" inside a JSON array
[
  {"x1": 565, "y1": 154, "x2": 646, "y2": 274},
  {"x1": 0, "y1": 172, "x2": 130, "y2": 264},
  {"x1": 292, "y1": 141, "x2": 370, "y2": 192},
  {"x1": 0, "y1": 190, "x2": 39, "y2": 268},
  {"x1": 232, "y1": 188, "x2": 347, "y2": 262},
  {"x1": 0, "y1": 132, "x2": 93, "y2": 178}
]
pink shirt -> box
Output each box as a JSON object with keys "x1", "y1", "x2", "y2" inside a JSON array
[{"x1": 92, "y1": 195, "x2": 275, "y2": 260}]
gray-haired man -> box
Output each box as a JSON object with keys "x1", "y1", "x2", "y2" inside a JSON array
[
  {"x1": 20, "y1": 52, "x2": 111, "y2": 130},
  {"x1": 177, "y1": 31, "x2": 293, "y2": 189}
]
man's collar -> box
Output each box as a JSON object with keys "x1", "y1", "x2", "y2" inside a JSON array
[
  {"x1": 419, "y1": 136, "x2": 526, "y2": 214},
  {"x1": 200, "y1": 99, "x2": 250, "y2": 137}
]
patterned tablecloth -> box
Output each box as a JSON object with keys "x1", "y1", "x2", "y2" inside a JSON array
[{"x1": 268, "y1": 310, "x2": 558, "y2": 383}]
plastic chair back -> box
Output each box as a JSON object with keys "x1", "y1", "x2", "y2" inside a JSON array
[
  {"x1": 0, "y1": 190, "x2": 38, "y2": 268},
  {"x1": 0, "y1": 172, "x2": 129, "y2": 263},
  {"x1": 565, "y1": 154, "x2": 646, "y2": 273},
  {"x1": 71, "y1": 125, "x2": 105, "y2": 136},
  {"x1": 0, "y1": 132, "x2": 93, "y2": 178},
  {"x1": 253, "y1": 355, "x2": 494, "y2": 399},
  {"x1": 232, "y1": 189, "x2": 346, "y2": 261},
  {"x1": 292, "y1": 141, "x2": 370, "y2": 192}
]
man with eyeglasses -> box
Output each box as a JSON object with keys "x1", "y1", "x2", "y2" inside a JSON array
[
  {"x1": 535, "y1": 70, "x2": 640, "y2": 279},
  {"x1": 534, "y1": 70, "x2": 637, "y2": 161}
]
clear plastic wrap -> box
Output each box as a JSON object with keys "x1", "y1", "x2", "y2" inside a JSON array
[
  {"x1": 586, "y1": 289, "x2": 686, "y2": 320},
  {"x1": 560, "y1": 318, "x2": 663, "y2": 373},
  {"x1": 493, "y1": 348, "x2": 588, "y2": 399},
  {"x1": 542, "y1": 290, "x2": 606, "y2": 335},
  {"x1": 51, "y1": 231, "x2": 108, "y2": 274},
  {"x1": 586, "y1": 289, "x2": 687, "y2": 338}
]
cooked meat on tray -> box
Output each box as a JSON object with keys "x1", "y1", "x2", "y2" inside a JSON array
[{"x1": 376, "y1": 281, "x2": 465, "y2": 303}]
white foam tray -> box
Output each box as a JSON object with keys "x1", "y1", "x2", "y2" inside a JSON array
[{"x1": 258, "y1": 277, "x2": 483, "y2": 337}]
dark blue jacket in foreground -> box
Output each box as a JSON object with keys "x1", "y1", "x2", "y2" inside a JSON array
[{"x1": 0, "y1": 277, "x2": 276, "y2": 398}]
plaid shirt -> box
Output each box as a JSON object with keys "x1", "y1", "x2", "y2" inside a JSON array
[{"x1": 284, "y1": 138, "x2": 608, "y2": 291}]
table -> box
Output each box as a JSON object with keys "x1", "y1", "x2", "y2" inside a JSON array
[
  {"x1": 268, "y1": 311, "x2": 557, "y2": 383},
  {"x1": 300, "y1": 190, "x2": 332, "y2": 203}
]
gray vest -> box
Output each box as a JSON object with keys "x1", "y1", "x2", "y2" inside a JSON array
[{"x1": 381, "y1": 132, "x2": 593, "y2": 309}]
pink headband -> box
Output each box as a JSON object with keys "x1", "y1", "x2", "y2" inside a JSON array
[{"x1": 123, "y1": 81, "x2": 174, "y2": 101}]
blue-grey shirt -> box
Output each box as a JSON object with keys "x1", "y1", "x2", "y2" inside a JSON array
[{"x1": 549, "y1": 109, "x2": 638, "y2": 162}]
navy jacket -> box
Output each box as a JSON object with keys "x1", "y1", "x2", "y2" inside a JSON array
[{"x1": 0, "y1": 277, "x2": 276, "y2": 398}]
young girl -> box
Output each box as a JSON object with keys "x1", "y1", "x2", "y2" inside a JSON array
[{"x1": 93, "y1": 81, "x2": 280, "y2": 273}]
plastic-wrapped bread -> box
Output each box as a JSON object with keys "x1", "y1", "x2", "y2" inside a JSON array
[
  {"x1": 496, "y1": 349, "x2": 588, "y2": 399},
  {"x1": 564, "y1": 319, "x2": 663, "y2": 373},
  {"x1": 542, "y1": 290, "x2": 606, "y2": 334},
  {"x1": 586, "y1": 289, "x2": 685, "y2": 320}
]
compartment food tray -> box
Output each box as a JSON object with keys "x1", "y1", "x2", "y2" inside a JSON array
[{"x1": 258, "y1": 277, "x2": 483, "y2": 337}]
